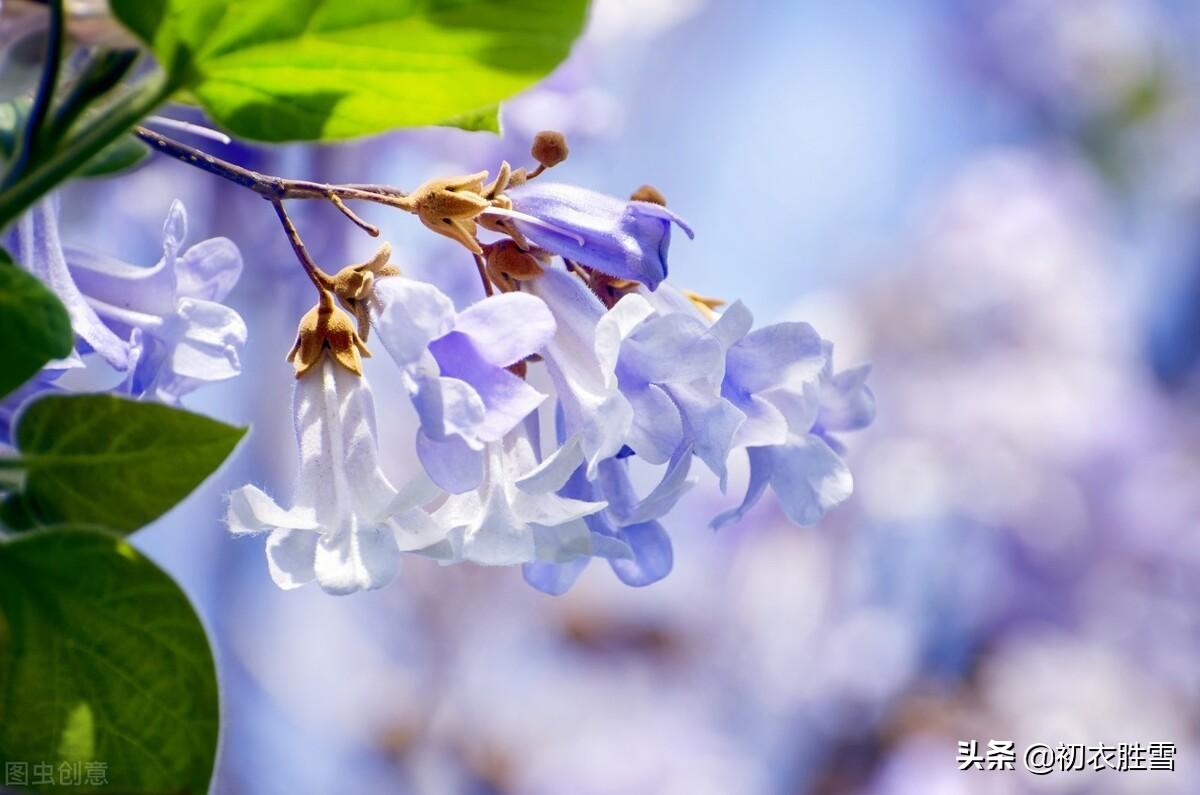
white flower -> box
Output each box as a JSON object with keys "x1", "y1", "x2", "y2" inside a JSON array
[
  {"x1": 424, "y1": 421, "x2": 608, "y2": 566},
  {"x1": 227, "y1": 358, "x2": 445, "y2": 595}
]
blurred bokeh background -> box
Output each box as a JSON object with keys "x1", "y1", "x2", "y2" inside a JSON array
[{"x1": 48, "y1": 0, "x2": 1200, "y2": 791}]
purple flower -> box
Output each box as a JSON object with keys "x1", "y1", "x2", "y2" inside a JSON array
[
  {"x1": 367, "y1": 275, "x2": 556, "y2": 493},
  {"x1": 711, "y1": 308, "x2": 873, "y2": 529},
  {"x1": 501, "y1": 182, "x2": 694, "y2": 290},
  {"x1": 421, "y1": 418, "x2": 610, "y2": 566},
  {"x1": 524, "y1": 266, "x2": 732, "y2": 476},
  {"x1": 522, "y1": 444, "x2": 694, "y2": 594},
  {"x1": 4, "y1": 196, "x2": 247, "y2": 405}
]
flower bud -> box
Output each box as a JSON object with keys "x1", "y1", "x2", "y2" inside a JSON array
[
  {"x1": 409, "y1": 172, "x2": 491, "y2": 254},
  {"x1": 531, "y1": 131, "x2": 569, "y2": 169},
  {"x1": 630, "y1": 184, "x2": 667, "y2": 206},
  {"x1": 286, "y1": 296, "x2": 370, "y2": 378},
  {"x1": 486, "y1": 239, "x2": 544, "y2": 280}
]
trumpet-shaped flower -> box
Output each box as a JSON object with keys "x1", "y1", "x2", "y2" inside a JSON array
[
  {"x1": 423, "y1": 419, "x2": 609, "y2": 566},
  {"x1": 711, "y1": 313, "x2": 873, "y2": 529},
  {"x1": 501, "y1": 182, "x2": 694, "y2": 290},
  {"x1": 522, "y1": 444, "x2": 695, "y2": 595},
  {"x1": 5, "y1": 197, "x2": 247, "y2": 404},
  {"x1": 526, "y1": 267, "x2": 738, "y2": 482},
  {"x1": 367, "y1": 275, "x2": 556, "y2": 492},
  {"x1": 227, "y1": 358, "x2": 446, "y2": 595}
]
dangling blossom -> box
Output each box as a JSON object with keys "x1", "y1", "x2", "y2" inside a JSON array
[
  {"x1": 710, "y1": 303, "x2": 873, "y2": 529},
  {"x1": 2, "y1": 196, "x2": 247, "y2": 408},
  {"x1": 523, "y1": 442, "x2": 695, "y2": 595},
  {"x1": 334, "y1": 247, "x2": 558, "y2": 494},
  {"x1": 221, "y1": 129, "x2": 874, "y2": 596},
  {"x1": 227, "y1": 304, "x2": 447, "y2": 595},
  {"x1": 421, "y1": 417, "x2": 612, "y2": 566}
]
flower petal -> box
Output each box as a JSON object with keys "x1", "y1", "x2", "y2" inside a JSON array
[
  {"x1": 227, "y1": 484, "x2": 318, "y2": 535},
  {"x1": 523, "y1": 557, "x2": 589, "y2": 596},
  {"x1": 624, "y1": 382, "x2": 683, "y2": 465},
  {"x1": 710, "y1": 446, "x2": 774, "y2": 530},
  {"x1": 371, "y1": 276, "x2": 456, "y2": 366},
  {"x1": 462, "y1": 486, "x2": 536, "y2": 565},
  {"x1": 819, "y1": 363, "x2": 876, "y2": 432},
  {"x1": 176, "y1": 237, "x2": 243, "y2": 302},
  {"x1": 313, "y1": 521, "x2": 401, "y2": 595},
  {"x1": 167, "y1": 298, "x2": 247, "y2": 383},
  {"x1": 451, "y1": 292, "x2": 555, "y2": 366},
  {"x1": 265, "y1": 528, "x2": 318, "y2": 590},
  {"x1": 767, "y1": 434, "x2": 854, "y2": 526},
  {"x1": 12, "y1": 198, "x2": 131, "y2": 370},
  {"x1": 608, "y1": 521, "x2": 673, "y2": 587},
  {"x1": 726, "y1": 321, "x2": 824, "y2": 394},
  {"x1": 417, "y1": 429, "x2": 484, "y2": 493}
]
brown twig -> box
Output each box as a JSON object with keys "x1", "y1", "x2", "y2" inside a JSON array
[
  {"x1": 135, "y1": 125, "x2": 419, "y2": 289},
  {"x1": 270, "y1": 199, "x2": 332, "y2": 292},
  {"x1": 134, "y1": 126, "x2": 414, "y2": 210}
]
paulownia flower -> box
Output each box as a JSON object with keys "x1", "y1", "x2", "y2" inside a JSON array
[
  {"x1": 4, "y1": 196, "x2": 247, "y2": 404},
  {"x1": 711, "y1": 305, "x2": 873, "y2": 529},
  {"x1": 422, "y1": 419, "x2": 609, "y2": 566},
  {"x1": 501, "y1": 182, "x2": 694, "y2": 290},
  {"x1": 227, "y1": 357, "x2": 446, "y2": 595},
  {"x1": 366, "y1": 273, "x2": 557, "y2": 493}
]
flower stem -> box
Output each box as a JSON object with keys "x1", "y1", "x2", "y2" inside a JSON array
[{"x1": 270, "y1": 199, "x2": 333, "y2": 293}]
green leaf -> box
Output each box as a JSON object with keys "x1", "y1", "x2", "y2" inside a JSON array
[
  {"x1": 0, "y1": 249, "x2": 73, "y2": 400},
  {"x1": 109, "y1": 0, "x2": 589, "y2": 142},
  {"x1": 75, "y1": 134, "x2": 149, "y2": 178},
  {"x1": 0, "y1": 527, "x2": 218, "y2": 795},
  {"x1": 442, "y1": 104, "x2": 501, "y2": 134},
  {"x1": 5, "y1": 395, "x2": 245, "y2": 533},
  {"x1": 1, "y1": 100, "x2": 150, "y2": 179}
]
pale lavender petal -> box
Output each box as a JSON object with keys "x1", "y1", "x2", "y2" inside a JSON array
[
  {"x1": 523, "y1": 558, "x2": 589, "y2": 596},
  {"x1": 768, "y1": 434, "x2": 854, "y2": 526},
  {"x1": 516, "y1": 436, "x2": 584, "y2": 494},
  {"x1": 608, "y1": 521, "x2": 673, "y2": 587},
  {"x1": 619, "y1": 444, "x2": 695, "y2": 526},
  {"x1": 462, "y1": 486, "x2": 536, "y2": 565},
  {"x1": 13, "y1": 198, "x2": 130, "y2": 369},
  {"x1": 430, "y1": 332, "x2": 545, "y2": 442},
  {"x1": 710, "y1": 300, "x2": 754, "y2": 350},
  {"x1": 417, "y1": 429, "x2": 484, "y2": 493},
  {"x1": 621, "y1": 312, "x2": 724, "y2": 384},
  {"x1": 176, "y1": 237, "x2": 243, "y2": 301},
  {"x1": 507, "y1": 182, "x2": 691, "y2": 289},
  {"x1": 64, "y1": 247, "x2": 175, "y2": 314},
  {"x1": 667, "y1": 381, "x2": 744, "y2": 480},
  {"x1": 624, "y1": 382, "x2": 683, "y2": 465},
  {"x1": 711, "y1": 446, "x2": 774, "y2": 530},
  {"x1": 725, "y1": 321, "x2": 824, "y2": 394},
  {"x1": 227, "y1": 485, "x2": 318, "y2": 535},
  {"x1": 819, "y1": 363, "x2": 876, "y2": 432},
  {"x1": 371, "y1": 276, "x2": 456, "y2": 366},
  {"x1": 452, "y1": 291, "x2": 556, "y2": 366}
]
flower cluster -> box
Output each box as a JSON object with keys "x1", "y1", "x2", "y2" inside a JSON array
[
  {"x1": 1, "y1": 196, "x2": 246, "y2": 441},
  {"x1": 228, "y1": 132, "x2": 875, "y2": 595}
]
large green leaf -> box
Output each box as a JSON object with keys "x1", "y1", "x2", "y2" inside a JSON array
[
  {"x1": 0, "y1": 527, "x2": 218, "y2": 795},
  {"x1": 4, "y1": 395, "x2": 245, "y2": 533},
  {"x1": 109, "y1": 0, "x2": 589, "y2": 141},
  {"x1": 0, "y1": 249, "x2": 73, "y2": 400}
]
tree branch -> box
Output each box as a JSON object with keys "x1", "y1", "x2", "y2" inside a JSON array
[{"x1": 133, "y1": 126, "x2": 414, "y2": 212}]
